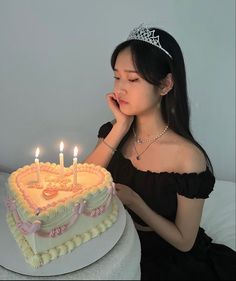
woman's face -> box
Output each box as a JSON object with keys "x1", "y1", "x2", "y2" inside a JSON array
[{"x1": 113, "y1": 47, "x2": 161, "y2": 116}]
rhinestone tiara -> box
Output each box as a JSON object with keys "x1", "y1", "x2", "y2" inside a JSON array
[{"x1": 127, "y1": 24, "x2": 172, "y2": 59}]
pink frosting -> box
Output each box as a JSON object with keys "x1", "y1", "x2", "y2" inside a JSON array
[{"x1": 6, "y1": 198, "x2": 41, "y2": 235}]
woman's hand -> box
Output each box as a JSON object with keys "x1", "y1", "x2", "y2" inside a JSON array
[
  {"x1": 115, "y1": 183, "x2": 141, "y2": 209},
  {"x1": 106, "y1": 92, "x2": 134, "y2": 135}
]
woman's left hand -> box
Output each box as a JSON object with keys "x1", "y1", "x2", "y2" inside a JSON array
[{"x1": 115, "y1": 183, "x2": 141, "y2": 209}]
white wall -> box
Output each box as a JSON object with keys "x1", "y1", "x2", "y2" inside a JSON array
[{"x1": 0, "y1": 0, "x2": 235, "y2": 181}]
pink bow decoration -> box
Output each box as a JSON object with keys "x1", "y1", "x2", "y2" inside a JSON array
[
  {"x1": 5, "y1": 198, "x2": 17, "y2": 212},
  {"x1": 17, "y1": 220, "x2": 41, "y2": 235}
]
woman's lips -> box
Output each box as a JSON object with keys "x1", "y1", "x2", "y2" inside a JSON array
[{"x1": 118, "y1": 99, "x2": 128, "y2": 105}]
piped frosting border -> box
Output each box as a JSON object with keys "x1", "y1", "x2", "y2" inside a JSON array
[
  {"x1": 8, "y1": 162, "x2": 113, "y2": 223},
  {"x1": 6, "y1": 199, "x2": 118, "y2": 268}
]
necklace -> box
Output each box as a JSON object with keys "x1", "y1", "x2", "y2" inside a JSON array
[
  {"x1": 133, "y1": 124, "x2": 169, "y2": 144},
  {"x1": 132, "y1": 125, "x2": 169, "y2": 160}
]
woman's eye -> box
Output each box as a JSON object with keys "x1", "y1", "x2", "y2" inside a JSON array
[{"x1": 113, "y1": 76, "x2": 139, "y2": 82}]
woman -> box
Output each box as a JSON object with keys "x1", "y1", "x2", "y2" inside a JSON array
[{"x1": 84, "y1": 24, "x2": 236, "y2": 280}]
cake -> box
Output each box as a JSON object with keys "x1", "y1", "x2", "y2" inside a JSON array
[{"x1": 5, "y1": 162, "x2": 118, "y2": 268}]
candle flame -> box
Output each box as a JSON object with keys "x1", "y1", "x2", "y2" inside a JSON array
[
  {"x1": 60, "y1": 141, "x2": 64, "y2": 152},
  {"x1": 35, "y1": 147, "x2": 40, "y2": 158},
  {"x1": 73, "y1": 146, "x2": 78, "y2": 157}
]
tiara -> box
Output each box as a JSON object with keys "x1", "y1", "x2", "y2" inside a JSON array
[{"x1": 127, "y1": 24, "x2": 172, "y2": 59}]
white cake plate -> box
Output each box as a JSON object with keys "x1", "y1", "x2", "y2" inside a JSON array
[{"x1": 0, "y1": 173, "x2": 126, "y2": 276}]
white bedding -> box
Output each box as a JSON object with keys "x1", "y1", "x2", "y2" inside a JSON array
[{"x1": 201, "y1": 179, "x2": 236, "y2": 251}]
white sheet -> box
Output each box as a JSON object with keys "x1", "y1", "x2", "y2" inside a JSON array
[{"x1": 201, "y1": 179, "x2": 236, "y2": 250}]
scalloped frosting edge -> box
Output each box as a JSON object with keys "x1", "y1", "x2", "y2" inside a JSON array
[{"x1": 6, "y1": 199, "x2": 118, "y2": 268}]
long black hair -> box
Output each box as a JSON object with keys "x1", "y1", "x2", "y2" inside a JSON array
[{"x1": 111, "y1": 27, "x2": 214, "y2": 173}]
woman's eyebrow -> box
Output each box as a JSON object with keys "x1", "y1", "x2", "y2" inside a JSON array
[{"x1": 114, "y1": 68, "x2": 138, "y2": 73}]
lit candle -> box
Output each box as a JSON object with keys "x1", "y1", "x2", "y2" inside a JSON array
[
  {"x1": 73, "y1": 146, "x2": 78, "y2": 186},
  {"x1": 35, "y1": 147, "x2": 41, "y2": 183},
  {"x1": 59, "y1": 141, "x2": 64, "y2": 177}
]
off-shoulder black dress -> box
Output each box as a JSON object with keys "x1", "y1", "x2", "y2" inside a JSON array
[{"x1": 98, "y1": 122, "x2": 236, "y2": 280}]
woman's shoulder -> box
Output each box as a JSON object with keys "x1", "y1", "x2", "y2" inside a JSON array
[
  {"x1": 167, "y1": 130, "x2": 207, "y2": 174},
  {"x1": 97, "y1": 120, "x2": 115, "y2": 138},
  {"x1": 164, "y1": 133, "x2": 215, "y2": 198},
  {"x1": 179, "y1": 141, "x2": 207, "y2": 174}
]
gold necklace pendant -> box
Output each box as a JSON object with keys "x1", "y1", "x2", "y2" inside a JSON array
[{"x1": 133, "y1": 139, "x2": 157, "y2": 160}]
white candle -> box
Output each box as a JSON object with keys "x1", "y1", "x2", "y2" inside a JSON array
[
  {"x1": 73, "y1": 146, "x2": 78, "y2": 186},
  {"x1": 59, "y1": 141, "x2": 64, "y2": 177},
  {"x1": 35, "y1": 147, "x2": 41, "y2": 183}
]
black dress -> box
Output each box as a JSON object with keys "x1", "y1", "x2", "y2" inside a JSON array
[{"x1": 98, "y1": 122, "x2": 236, "y2": 280}]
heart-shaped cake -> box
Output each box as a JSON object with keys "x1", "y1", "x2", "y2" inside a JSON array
[{"x1": 6, "y1": 162, "x2": 118, "y2": 268}]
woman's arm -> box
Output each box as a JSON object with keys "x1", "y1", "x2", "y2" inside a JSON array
[
  {"x1": 83, "y1": 92, "x2": 133, "y2": 168},
  {"x1": 84, "y1": 123, "x2": 127, "y2": 168},
  {"x1": 129, "y1": 192, "x2": 204, "y2": 252}
]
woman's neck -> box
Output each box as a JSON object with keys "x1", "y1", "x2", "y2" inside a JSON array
[{"x1": 134, "y1": 111, "x2": 167, "y2": 138}]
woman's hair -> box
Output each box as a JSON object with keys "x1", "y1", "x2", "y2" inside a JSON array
[{"x1": 111, "y1": 27, "x2": 214, "y2": 173}]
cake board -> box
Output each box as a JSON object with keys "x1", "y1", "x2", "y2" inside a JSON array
[{"x1": 0, "y1": 173, "x2": 126, "y2": 277}]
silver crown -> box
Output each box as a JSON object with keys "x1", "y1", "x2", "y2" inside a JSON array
[{"x1": 127, "y1": 24, "x2": 172, "y2": 59}]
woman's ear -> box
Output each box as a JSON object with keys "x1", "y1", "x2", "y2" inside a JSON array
[{"x1": 160, "y1": 73, "x2": 174, "y2": 96}]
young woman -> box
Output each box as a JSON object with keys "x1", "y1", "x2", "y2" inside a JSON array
[{"x1": 84, "y1": 24, "x2": 236, "y2": 280}]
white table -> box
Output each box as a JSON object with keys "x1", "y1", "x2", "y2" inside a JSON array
[{"x1": 0, "y1": 172, "x2": 141, "y2": 280}]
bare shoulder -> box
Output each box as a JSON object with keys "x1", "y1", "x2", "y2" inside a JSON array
[
  {"x1": 168, "y1": 132, "x2": 207, "y2": 174},
  {"x1": 179, "y1": 141, "x2": 206, "y2": 174}
]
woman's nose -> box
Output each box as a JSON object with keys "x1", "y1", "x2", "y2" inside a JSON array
[
  {"x1": 114, "y1": 89, "x2": 126, "y2": 97},
  {"x1": 114, "y1": 78, "x2": 127, "y2": 93}
]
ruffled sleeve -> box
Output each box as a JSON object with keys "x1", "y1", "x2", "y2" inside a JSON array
[
  {"x1": 97, "y1": 122, "x2": 113, "y2": 138},
  {"x1": 174, "y1": 168, "x2": 215, "y2": 199}
]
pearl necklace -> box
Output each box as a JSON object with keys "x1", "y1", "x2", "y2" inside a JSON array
[
  {"x1": 132, "y1": 125, "x2": 169, "y2": 144},
  {"x1": 132, "y1": 125, "x2": 169, "y2": 160}
]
